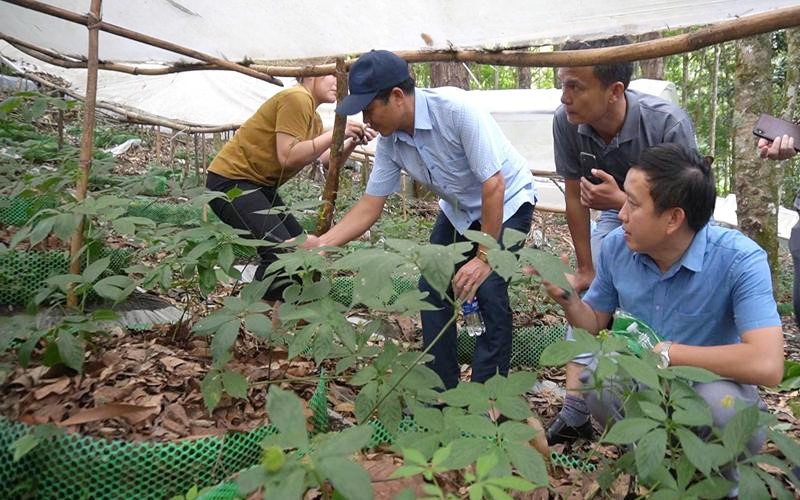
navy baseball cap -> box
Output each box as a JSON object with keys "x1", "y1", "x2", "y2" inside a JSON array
[{"x1": 336, "y1": 50, "x2": 410, "y2": 116}]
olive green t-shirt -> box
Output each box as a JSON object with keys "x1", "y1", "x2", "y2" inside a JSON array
[{"x1": 208, "y1": 85, "x2": 323, "y2": 187}]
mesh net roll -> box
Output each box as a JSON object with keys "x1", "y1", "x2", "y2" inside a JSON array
[
  {"x1": 0, "y1": 373, "x2": 331, "y2": 498},
  {"x1": 0, "y1": 416, "x2": 278, "y2": 499}
]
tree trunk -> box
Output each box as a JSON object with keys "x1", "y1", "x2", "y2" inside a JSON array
[
  {"x1": 681, "y1": 53, "x2": 689, "y2": 110},
  {"x1": 421, "y1": 61, "x2": 469, "y2": 200},
  {"x1": 732, "y1": 34, "x2": 778, "y2": 282},
  {"x1": 430, "y1": 61, "x2": 470, "y2": 89},
  {"x1": 709, "y1": 44, "x2": 720, "y2": 159},
  {"x1": 781, "y1": 28, "x2": 800, "y2": 203},
  {"x1": 637, "y1": 32, "x2": 665, "y2": 79},
  {"x1": 517, "y1": 67, "x2": 532, "y2": 89},
  {"x1": 782, "y1": 29, "x2": 800, "y2": 123}
]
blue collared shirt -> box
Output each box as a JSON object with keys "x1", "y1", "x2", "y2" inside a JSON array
[
  {"x1": 366, "y1": 87, "x2": 537, "y2": 234},
  {"x1": 584, "y1": 224, "x2": 780, "y2": 346}
]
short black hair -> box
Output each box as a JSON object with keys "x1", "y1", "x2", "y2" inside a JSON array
[
  {"x1": 374, "y1": 77, "x2": 416, "y2": 103},
  {"x1": 562, "y1": 35, "x2": 633, "y2": 89},
  {"x1": 634, "y1": 143, "x2": 716, "y2": 232}
]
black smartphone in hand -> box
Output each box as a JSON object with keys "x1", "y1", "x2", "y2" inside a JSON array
[{"x1": 579, "y1": 152, "x2": 603, "y2": 185}]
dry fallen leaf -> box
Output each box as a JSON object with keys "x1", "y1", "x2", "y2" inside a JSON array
[
  {"x1": 60, "y1": 403, "x2": 160, "y2": 426},
  {"x1": 334, "y1": 402, "x2": 355, "y2": 413},
  {"x1": 158, "y1": 355, "x2": 186, "y2": 371},
  {"x1": 33, "y1": 378, "x2": 71, "y2": 400}
]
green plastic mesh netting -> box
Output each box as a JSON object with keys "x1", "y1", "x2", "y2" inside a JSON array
[
  {"x1": 0, "y1": 416, "x2": 279, "y2": 499},
  {"x1": 330, "y1": 274, "x2": 566, "y2": 368},
  {"x1": 329, "y1": 273, "x2": 418, "y2": 306},
  {"x1": 0, "y1": 248, "x2": 133, "y2": 306},
  {"x1": 0, "y1": 195, "x2": 57, "y2": 226},
  {"x1": 200, "y1": 395, "x2": 593, "y2": 500},
  {"x1": 0, "y1": 373, "x2": 330, "y2": 499},
  {"x1": 126, "y1": 198, "x2": 212, "y2": 226}
]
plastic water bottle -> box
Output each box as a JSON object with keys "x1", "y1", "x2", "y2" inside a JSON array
[
  {"x1": 611, "y1": 310, "x2": 661, "y2": 357},
  {"x1": 461, "y1": 299, "x2": 485, "y2": 337}
]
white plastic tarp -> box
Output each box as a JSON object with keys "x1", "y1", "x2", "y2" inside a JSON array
[{"x1": 1, "y1": 1, "x2": 798, "y2": 63}]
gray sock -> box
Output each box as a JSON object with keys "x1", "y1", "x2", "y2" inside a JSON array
[{"x1": 559, "y1": 394, "x2": 590, "y2": 427}]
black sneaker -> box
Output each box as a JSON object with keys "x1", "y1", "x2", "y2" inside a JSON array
[{"x1": 545, "y1": 415, "x2": 595, "y2": 445}]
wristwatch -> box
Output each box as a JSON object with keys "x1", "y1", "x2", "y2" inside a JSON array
[
  {"x1": 657, "y1": 341, "x2": 673, "y2": 369},
  {"x1": 476, "y1": 249, "x2": 489, "y2": 264}
]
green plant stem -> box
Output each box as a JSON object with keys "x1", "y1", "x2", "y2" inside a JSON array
[
  {"x1": 357, "y1": 306, "x2": 459, "y2": 425},
  {"x1": 249, "y1": 376, "x2": 321, "y2": 388}
]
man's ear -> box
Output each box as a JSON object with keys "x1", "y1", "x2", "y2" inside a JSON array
[
  {"x1": 608, "y1": 81, "x2": 625, "y2": 103},
  {"x1": 665, "y1": 207, "x2": 686, "y2": 234},
  {"x1": 390, "y1": 87, "x2": 406, "y2": 106}
]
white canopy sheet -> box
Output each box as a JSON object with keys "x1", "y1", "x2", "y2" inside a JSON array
[{"x1": 1, "y1": 0, "x2": 797, "y2": 63}]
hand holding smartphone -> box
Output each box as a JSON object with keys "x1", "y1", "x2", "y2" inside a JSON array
[
  {"x1": 579, "y1": 152, "x2": 603, "y2": 185},
  {"x1": 752, "y1": 114, "x2": 800, "y2": 153}
]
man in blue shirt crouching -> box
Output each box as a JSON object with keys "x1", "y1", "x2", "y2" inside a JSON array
[
  {"x1": 537, "y1": 143, "x2": 784, "y2": 494},
  {"x1": 304, "y1": 50, "x2": 538, "y2": 389}
]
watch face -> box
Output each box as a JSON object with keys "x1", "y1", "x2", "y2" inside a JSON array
[{"x1": 657, "y1": 354, "x2": 669, "y2": 369}]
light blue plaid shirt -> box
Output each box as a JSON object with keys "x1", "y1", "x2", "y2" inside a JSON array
[{"x1": 365, "y1": 87, "x2": 537, "y2": 234}]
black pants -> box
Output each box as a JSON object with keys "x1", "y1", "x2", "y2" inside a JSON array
[
  {"x1": 419, "y1": 202, "x2": 534, "y2": 389},
  {"x1": 206, "y1": 171, "x2": 303, "y2": 301},
  {"x1": 791, "y1": 223, "x2": 800, "y2": 325}
]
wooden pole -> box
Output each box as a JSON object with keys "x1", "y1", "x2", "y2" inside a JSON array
[
  {"x1": 315, "y1": 58, "x2": 347, "y2": 235},
  {"x1": 201, "y1": 132, "x2": 207, "y2": 184},
  {"x1": 169, "y1": 129, "x2": 175, "y2": 172},
  {"x1": 153, "y1": 125, "x2": 161, "y2": 166},
  {"x1": 56, "y1": 90, "x2": 64, "y2": 151},
  {"x1": 193, "y1": 133, "x2": 199, "y2": 180},
  {"x1": 15, "y1": 69, "x2": 242, "y2": 132},
  {"x1": 2, "y1": 33, "x2": 229, "y2": 75},
  {"x1": 67, "y1": 0, "x2": 101, "y2": 308},
  {"x1": 3, "y1": 0, "x2": 283, "y2": 86},
  {"x1": 248, "y1": 5, "x2": 800, "y2": 75}
]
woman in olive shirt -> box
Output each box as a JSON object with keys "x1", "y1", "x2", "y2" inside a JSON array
[{"x1": 206, "y1": 75, "x2": 374, "y2": 301}]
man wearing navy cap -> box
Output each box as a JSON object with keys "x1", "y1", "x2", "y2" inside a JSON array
[{"x1": 304, "y1": 50, "x2": 538, "y2": 389}]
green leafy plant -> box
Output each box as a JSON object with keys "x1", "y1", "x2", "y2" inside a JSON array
[
  {"x1": 235, "y1": 387, "x2": 374, "y2": 500},
  {"x1": 539, "y1": 330, "x2": 800, "y2": 498}
]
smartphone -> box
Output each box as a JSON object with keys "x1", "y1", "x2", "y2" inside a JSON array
[
  {"x1": 752, "y1": 114, "x2": 800, "y2": 152},
  {"x1": 579, "y1": 152, "x2": 603, "y2": 184}
]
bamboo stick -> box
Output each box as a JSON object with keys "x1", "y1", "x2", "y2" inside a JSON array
[
  {"x1": 201, "y1": 132, "x2": 207, "y2": 183},
  {"x1": 153, "y1": 125, "x2": 161, "y2": 166},
  {"x1": 56, "y1": 90, "x2": 64, "y2": 151},
  {"x1": 67, "y1": 0, "x2": 101, "y2": 308},
  {"x1": 3, "y1": 0, "x2": 282, "y2": 85},
  {"x1": 315, "y1": 58, "x2": 347, "y2": 235},
  {"x1": 249, "y1": 5, "x2": 800, "y2": 75},
  {"x1": 8, "y1": 70, "x2": 242, "y2": 133},
  {"x1": 193, "y1": 133, "x2": 199, "y2": 179},
  {"x1": 1, "y1": 34, "x2": 228, "y2": 75}
]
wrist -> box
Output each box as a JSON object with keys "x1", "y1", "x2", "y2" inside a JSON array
[
  {"x1": 615, "y1": 189, "x2": 627, "y2": 210},
  {"x1": 655, "y1": 341, "x2": 673, "y2": 368},
  {"x1": 476, "y1": 248, "x2": 489, "y2": 264}
]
